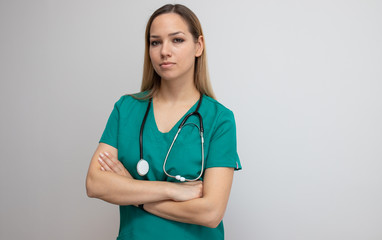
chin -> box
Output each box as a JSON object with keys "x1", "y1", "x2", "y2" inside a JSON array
[{"x1": 158, "y1": 72, "x2": 179, "y2": 81}]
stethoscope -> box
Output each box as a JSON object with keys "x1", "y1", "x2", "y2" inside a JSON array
[{"x1": 136, "y1": 95, "x2": 204, "y2": 182}]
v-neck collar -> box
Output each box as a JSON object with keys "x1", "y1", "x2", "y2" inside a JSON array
[{"x1": 149, "y1": 98, "x2": 201, "y2": 136}]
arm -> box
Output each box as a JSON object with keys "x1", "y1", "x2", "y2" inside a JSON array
[
  {"x1": 143, "y1": 167, "x2": 234, "y2": 228},
  {"x1": 85, "y1": 143, "x2": 202, "y2": 205},
  {"x1": 96, "y1": 147, "x2": 235, "y2": 228}
]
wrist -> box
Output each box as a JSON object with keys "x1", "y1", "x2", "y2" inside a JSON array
[{"x1": 164, "y1": 182, "x2": 177, "y2": 200}]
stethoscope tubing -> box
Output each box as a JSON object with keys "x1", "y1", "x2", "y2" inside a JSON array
[
  {"x1": 162, "y1": 119, "x2": 205, "y2": 182},
  {"x1": 139, "y1": 99, "x2": 152, "y2": 160},
  {"x1": 138, "y1": 95, "x2": 204, "y2": 182}
]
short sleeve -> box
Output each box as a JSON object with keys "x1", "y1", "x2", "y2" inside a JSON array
[
  {"x1": 99, "y1": 97, "x2": 123, "y2": 148},
  {"x1": 206, "y1": 110, "x2": 242, "y2": 170}
]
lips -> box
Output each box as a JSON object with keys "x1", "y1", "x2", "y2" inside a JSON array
[{"x1": 160, "y1": 62, "x2": 175, "y2": 68}]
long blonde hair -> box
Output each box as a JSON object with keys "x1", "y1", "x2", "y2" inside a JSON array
[{"x1": 138, "y1": 4, "x2": 216, "y2": 100}]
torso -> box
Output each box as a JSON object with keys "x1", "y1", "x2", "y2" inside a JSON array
[
  {"x1": 152, "y1": 96, "x2": 199, "y2": 133},
  {"x1": 99, "y1": 93, "x2": 241, "y2": 239}
]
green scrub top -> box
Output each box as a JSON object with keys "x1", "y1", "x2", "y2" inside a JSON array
[{"x1": 99, "y1": 93, "x2": 241, "y2": 240}]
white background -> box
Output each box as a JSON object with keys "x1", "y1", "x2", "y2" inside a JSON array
[{"x1": 1, "y1": 0, "x2": 381, "y2": 239}]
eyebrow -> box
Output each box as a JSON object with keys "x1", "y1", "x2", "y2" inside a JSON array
[{"x1": 150, "y1": 31, "x2": 186, "y2": 38}]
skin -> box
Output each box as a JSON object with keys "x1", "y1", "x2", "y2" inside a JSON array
[
  {"x1": 86, "y1": 143, "x2": 203, "y2": 205},
  {"x1": 149, "y1": 13, "x2": 204, "y2": 132},
  {"x1": 86, "y1": 13, "x2": 234, "y2": 228}
]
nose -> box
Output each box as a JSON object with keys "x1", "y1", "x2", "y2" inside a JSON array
[{"x1": 160, "y1": 41, "x2": 172, "y2": 58}]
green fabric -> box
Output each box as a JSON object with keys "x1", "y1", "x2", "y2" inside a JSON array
[{"x1": 100, "y1": 93, "x2": 241, "y2": 240}]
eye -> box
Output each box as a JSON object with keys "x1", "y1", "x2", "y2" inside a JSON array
[
  {"x1": 150, "y1": 40, "x2": 160, "y2": 46},
  {"x1": 173, "y1": 38, "x2": 184, "y2": 43}
]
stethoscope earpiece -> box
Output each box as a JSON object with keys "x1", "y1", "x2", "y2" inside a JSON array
[{"x1": 175, "y1": 175, "x2": 186, "y2": 182}]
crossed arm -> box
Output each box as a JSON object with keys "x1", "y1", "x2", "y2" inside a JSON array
[{"x1": 86, "y1": 143, "x2": 234, "y2": 228}]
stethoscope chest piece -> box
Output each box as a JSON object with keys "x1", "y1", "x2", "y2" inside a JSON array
[
  {"x1": 137, "y1": 95, "x2": 204, "y2": 181},
  {"x1": 137, "y1": 159, "x2": 149, "y2": 176}
]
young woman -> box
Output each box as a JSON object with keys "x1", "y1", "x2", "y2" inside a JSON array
[{"x1": 86, "y1": 4, "x2": 241, "y2": 240}]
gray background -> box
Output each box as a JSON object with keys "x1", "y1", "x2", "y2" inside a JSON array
[{"x1": 1, "y1": 0, "x2": 381, "y2": 239}]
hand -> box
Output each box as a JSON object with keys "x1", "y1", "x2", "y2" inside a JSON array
[
  {"x1": 170, "y1": 181, "x2": 203, "y2": 202},
  {"x1": 98, "y1": 152, "x2": 132, "y2": 178}
]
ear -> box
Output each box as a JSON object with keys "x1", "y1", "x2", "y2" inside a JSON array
[{"x1": 195, "y1": 35, "x2": 204, "y2": 57}]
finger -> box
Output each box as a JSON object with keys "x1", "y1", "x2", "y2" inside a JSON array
[
  {"x1": 104, "y1": 152, "x2": 123, "y2": 168},
  {"x1": 101, "y1": 152, "x2": 131, "y2": 178},
  {"x1": 104, "y1": 151, "x2": 113, "y2": 159},
  {"x1": 100, "y1": 152, "x2": 121, "y2": 173},
  {"x1": 103, "y1": 152, "x2": 125, "y2": 173},
  {"x1": 98, "y1": 157, "x2": 112, "y2": 171},
  {"x1": 99, "y1": 152, "x2": 116, "y2": 169}
]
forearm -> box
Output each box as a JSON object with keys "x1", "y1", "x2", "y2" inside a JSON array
[
  {"x1": 86, "y1": 144, "x2": 202, "y2": 206},
  {"x1": 86, "y1": 170, "x2": 173, "y2": 206},
  {"x1": 143, "y1": 168, "x2": 234, "y2": 228},
  {"x1": 144, "y1": 198, "x2": 224, "y2": 228}
]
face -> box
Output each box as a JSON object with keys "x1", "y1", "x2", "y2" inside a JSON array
[{"x1": 149, "y1": 13, "x2": 203, "y2": 82}]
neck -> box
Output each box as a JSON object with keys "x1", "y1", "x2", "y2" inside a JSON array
[{"x1": 155, "y1": 78, "x2": 200, "y2": 104}]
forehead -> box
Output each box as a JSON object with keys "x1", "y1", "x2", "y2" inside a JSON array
[{"x1": 150, "y1": 13, "x2": 190, "y2": 36}]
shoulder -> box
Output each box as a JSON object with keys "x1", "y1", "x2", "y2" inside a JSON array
[
  {"x1": 201, "y1": 96, "x2": 238, "y2": 151},
  {"x1": 114, "y1": 92, "x2": 150, "y2": 109},
  {"x1": 201, "y1": 95, "x2": 237, "y2": 137},
  {"x1": 202, "y1": 95, "x2": 235, "y2": 120}
]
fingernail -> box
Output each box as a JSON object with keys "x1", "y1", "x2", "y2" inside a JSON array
[
  {"x1": 104, "y1": 152, "x2": 110, "y2": 156},
  {"x1": 101, "y1": 167, "x2": 105, "y2": 171},
  {"x1": 100, "y1": 153, "x2": 104, "y2": 157},
  {"x1": 98, "y1": 158, "x2": 103, "y2": 162}
]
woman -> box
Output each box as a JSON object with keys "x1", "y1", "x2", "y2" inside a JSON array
[{"x1": 86, "y1": 4, "x2": 241, "y2": 240}]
